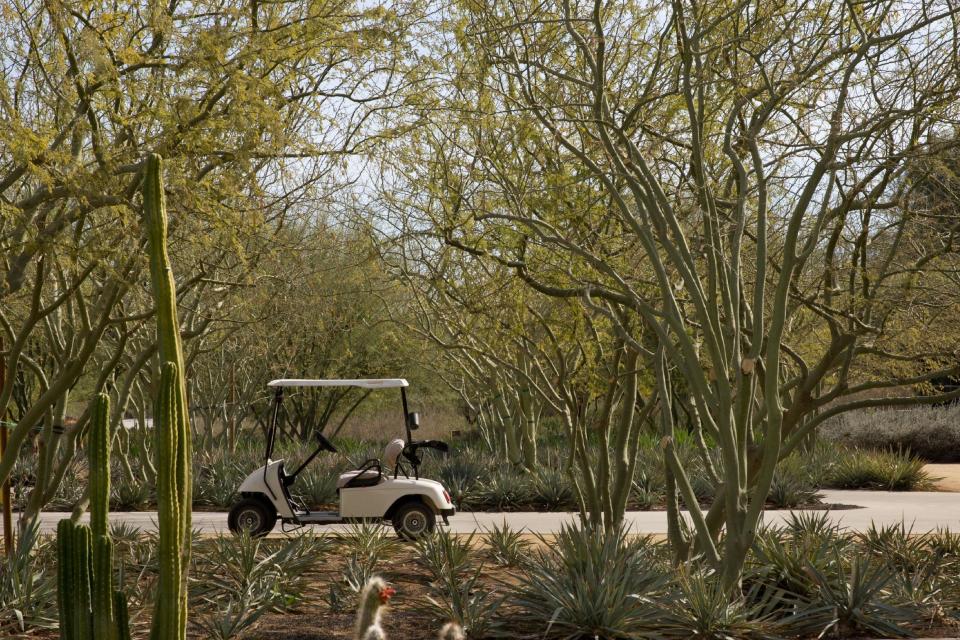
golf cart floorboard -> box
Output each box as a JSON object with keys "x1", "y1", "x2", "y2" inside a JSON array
[{"x1": 296, "y1": 511, "x2": 341, "y2": 524}]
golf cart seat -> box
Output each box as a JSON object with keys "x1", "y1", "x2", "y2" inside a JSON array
[{"x1": 337, "y1": 439, "x2": 406, "y2": 489}]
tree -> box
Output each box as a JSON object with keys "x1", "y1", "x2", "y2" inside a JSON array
[
  {"x1": 0, "y1": 0, "x2": 423, "y2": 519},
  {"x1": 385, "y1": 0, "x2": 960, "y2": 586}
]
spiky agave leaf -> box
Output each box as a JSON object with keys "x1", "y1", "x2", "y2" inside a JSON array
[{"x1": 500, "y1": 523, "x2": 667, "y2": 639}]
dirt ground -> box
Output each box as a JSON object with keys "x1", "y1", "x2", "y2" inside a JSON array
[{"x1": 928, "y1": 464, "x2": 960, "y2": 492}]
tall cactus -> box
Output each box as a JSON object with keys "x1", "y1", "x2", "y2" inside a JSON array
[
  {"x1": 57, "y1": 393, "x2": 130, "y2": 640},
  {"x1": 143, "y1": 153, "x2": 192, "y2": 640},
  {"x1": 89, "y1": 393, "x2": 115, "y2": 638}
]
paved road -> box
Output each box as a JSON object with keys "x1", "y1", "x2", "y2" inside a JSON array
[{"x1": 23, "y1": 490, "x2": 960, "y2": 536}]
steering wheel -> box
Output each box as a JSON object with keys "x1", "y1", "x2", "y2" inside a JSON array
[{"x1": 315, "y1": 431, "x2": 338, "y2": 453}]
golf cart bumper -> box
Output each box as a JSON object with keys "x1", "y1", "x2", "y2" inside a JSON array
[{"x1": 440, "y1": 508, "x2": 455, "y2": 525}]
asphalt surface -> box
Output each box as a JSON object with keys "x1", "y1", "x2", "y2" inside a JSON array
[{"x1": 23, "y1": 490, "x2": 960, "y2": 536}]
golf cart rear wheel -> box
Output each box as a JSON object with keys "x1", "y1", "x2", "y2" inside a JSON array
[
  {"x1": 228, "y1": 497, "x2": 277, "y2": 537},
  {"x1": 392, "y1": 502, "x2": 436, "y2": 540}
]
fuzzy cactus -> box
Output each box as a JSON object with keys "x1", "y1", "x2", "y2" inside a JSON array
[
  {"x1": 57, "y1": 393, "x2": 130, "y2": 640},
  {"x1": 354, "y1": 576, "x2": 395, "y2": 640},
  {"x1": 143, "y1": 153, "x2": 192, "y2": 640},
  {"x1": 437, "y1": 622, "x2": 466, "y2": 640}
]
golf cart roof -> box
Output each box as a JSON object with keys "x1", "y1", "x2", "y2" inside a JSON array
[{"x1": 267, "y1": 378, "x2": 409, "y2": 389}]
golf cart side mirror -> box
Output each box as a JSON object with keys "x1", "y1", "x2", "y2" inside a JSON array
[{"x1": 406, "y1": 411, "x2": 420, "y2": 430}]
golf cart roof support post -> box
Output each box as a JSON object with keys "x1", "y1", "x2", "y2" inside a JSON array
[
  {"x1": 264, "y1": 386, "x2": 283, "y2": 500},
  {"x1": 401, "y1": 387, "x2": 411, "y2": 442}
]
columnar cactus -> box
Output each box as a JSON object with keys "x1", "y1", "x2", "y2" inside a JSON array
[
  {"x1": 89, "y1": 393, "x2": 111, "y2": 538},
  {"x1": 57, "y1": 519, "x2": 92, "y2": 640},
  {"x1": 89, "y1": 393, "x2": 116, "y2": 637},
  {"x1": 57, "y1": 393, "x2": 131, "y2": 640},
  {"x1": 354, "y1": 576, "x2": 395, "y2": 640},
  {"x1": 143, "y1": 153, "x2": 192, "y2": 640}
]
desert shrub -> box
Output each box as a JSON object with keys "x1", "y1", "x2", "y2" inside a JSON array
[
  {"x1": 503, "y1": 524, "x2": 668, "y2": 639},
  {"x1": 821, "y1": 405, "x2": 960, "y2": 462},
  {"x1": 827, "y1": 448, "x2": 935, "y2": 491}
]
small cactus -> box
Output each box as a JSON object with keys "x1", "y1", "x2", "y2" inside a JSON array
[
  {"x1": 438, "y1": 622, "x2": 466, "y2": 640},
  {"x1": 57, "y1": 393, "x2": 130, "y2": 640},
  {"x1": 353, "y1": 576, "x2": 395, "y2": 640}
]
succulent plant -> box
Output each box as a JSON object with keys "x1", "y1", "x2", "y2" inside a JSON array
[
  {"x1": 143, "y1": 153, "x2": 193, "y2": 640},
  {"x1": 354, "y1": 576, "x2": 395, "y2": 640},
  {"x1": 56, "y1": 393, "x2": 130, "y2": 640},
  {"x1": 438, "y1": 622, "x2": 466, "y2": 640}
]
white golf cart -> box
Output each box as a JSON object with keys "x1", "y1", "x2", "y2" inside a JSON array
[{"x1": 227, "y1": 378, "x2": 454, "y2": 539}]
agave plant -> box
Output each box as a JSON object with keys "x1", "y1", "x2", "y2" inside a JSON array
[
  {"x1": 783, "y1": 552, "x2": 913, "y2": 638},
  {"x1": 191, "y1": 581, "x2": 276, "y2": 640},
  {"x1": 0, "y1": 520, "x2": 58, "y2": 635},
  {"x1": 424, "y1": 564, "x2": 503, "y2": 640},
  {"x1": 483, "y1": 522, "x2": 530, "y2": 568},
  {"x1": 661, "y1": 569, "x2": 775, "y2": 639},
  {"x1": 744, "y1": 523, "x2": 846, "y2": 615},
  {"x1": 857, "y1": 522, "x2": 929, "y2": 572},
  {"x1": 827, "y1": 448, "x2": 934, "y2": 491},
  {"x1": 530, "y1": 468, "x2": 577, "y2": 510},
  {"x1": 192, "y1": 531, "x2": 325, "y2": 613},
  {"x1": 416, "y1": 529, "x2": 476, "y2": 581},
  {"x1": 502, "y1": 524, "x2": 667, "y2": 639},
  {"x1": 193, "y1": 450, "x2": 242, "y2": 507},
  {"x1": 294, "y1": 463, "x2": 339, "y2": 508},
  {"x1": 469, "y1": 470, "x2": 536, "y2": 511},
  {"x1": 340, "y1": 521, "x2": 402, "y2": 564}
]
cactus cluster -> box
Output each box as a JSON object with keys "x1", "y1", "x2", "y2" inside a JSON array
[
  {"x1": 143, "y1": 153, "x2": 193, "y2": 640},
  {"x1": 57, "y1": 393, "x2": 131, "y2": 640}
]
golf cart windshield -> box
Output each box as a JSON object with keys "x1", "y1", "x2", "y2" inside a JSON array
[{"x1": 264, "y1": 378, "x2": 417, "y2": 468}]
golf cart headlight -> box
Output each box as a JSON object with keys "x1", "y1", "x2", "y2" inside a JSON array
[{"x1": 443, "y1": 490, "x2": 452, "y2": 505}]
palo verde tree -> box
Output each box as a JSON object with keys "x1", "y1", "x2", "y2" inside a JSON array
[
  {"x1": 384, "y1": 0, "x2": 960, "y2": 587},
  {"x1": 0, "y1": 0, "x2": 423, "y2": 520}
]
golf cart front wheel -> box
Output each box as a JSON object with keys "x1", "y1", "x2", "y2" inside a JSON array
[
  {"x1": 228, "y1": 497, "x2": 277, "y2": 537},
  {"x1": 392, "y1": 502, "x2": 436, "y2": 540}
]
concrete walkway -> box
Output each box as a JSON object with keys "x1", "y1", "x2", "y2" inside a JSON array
[{"x1": 23, "y1": 490, "x2": 960, "y2": 536}]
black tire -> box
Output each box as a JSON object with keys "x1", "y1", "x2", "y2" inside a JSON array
[
  {"x1": 391, "y1": 501, "x2": 436, "y2": 540},
  {"x1": 228, "y1": 496, "x2": 277, "y2": 537}
]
